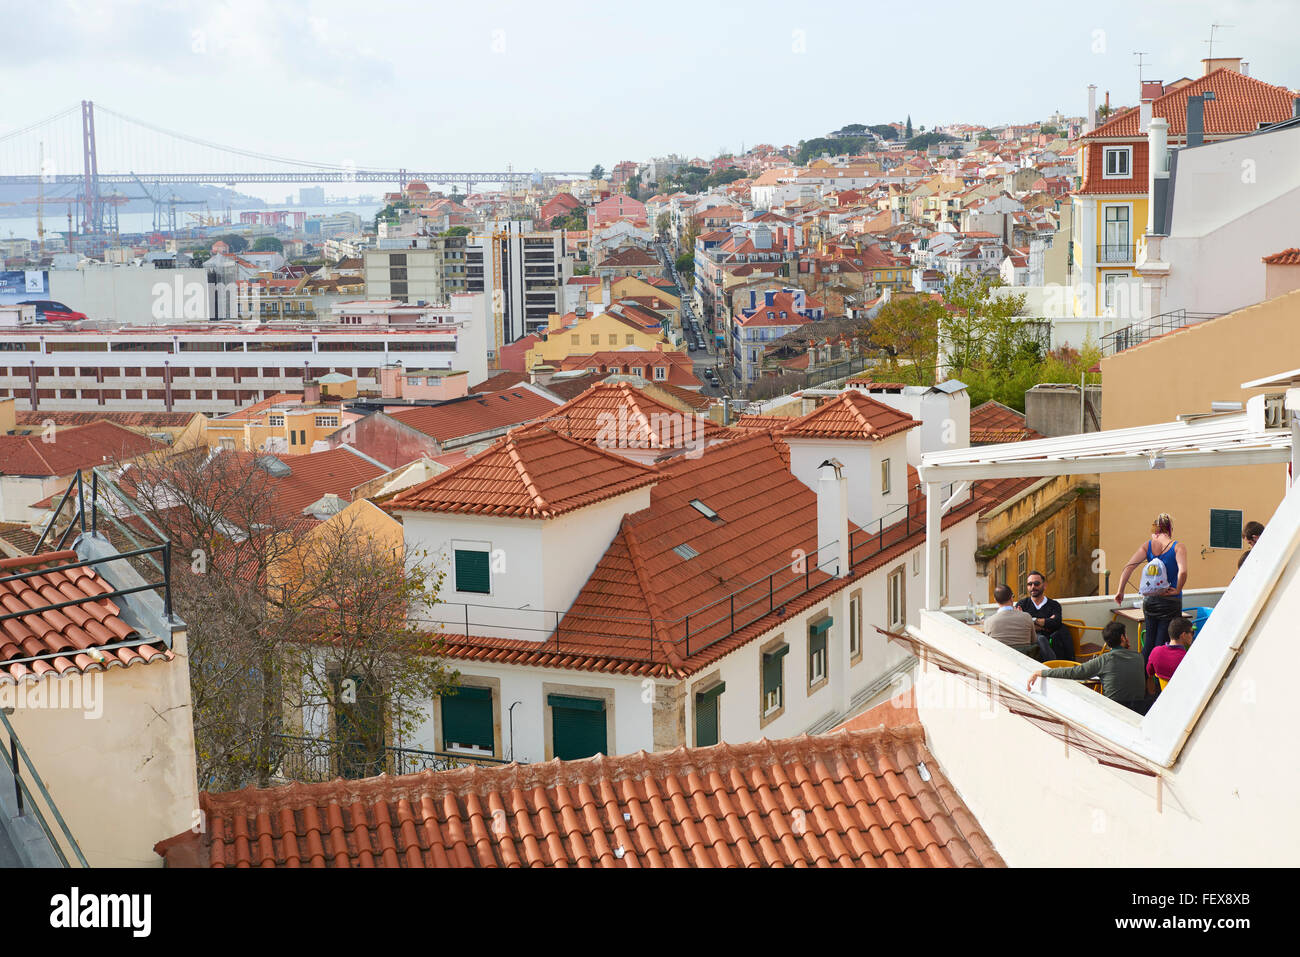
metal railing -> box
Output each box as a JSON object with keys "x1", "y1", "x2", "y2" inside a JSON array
[
  {"x1": 1099, "y1": 308, "x2": 1223, "y2": 356},
  {"x1": 269, "y1": 733, "x2": 510, "y2": 783},
  {"x1": 0, "y1": 708, "x2": 88, "y2": 867},
  {"x1": 1096, "y1": 244, "x2": 1135, "y2": 264}
]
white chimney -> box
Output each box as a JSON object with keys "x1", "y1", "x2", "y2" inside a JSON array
[
  {"x1": 816, "y1": 458, "x2": 850, "y2": 578},
  {"x1": 1148, "y1": 116, "x2": 1170, "y2": 234},
  {"x1": 1086, "y1": 84, "x2": 1098, "y2": 133}
]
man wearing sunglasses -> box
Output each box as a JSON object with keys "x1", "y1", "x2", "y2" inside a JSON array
[{"x1": 1017, "y1": 571, "x2": 1071, "y2": 661}]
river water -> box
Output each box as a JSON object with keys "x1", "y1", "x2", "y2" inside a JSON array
[{"x1": 0, "y1": 204, "x2": 383, "y2": 242}]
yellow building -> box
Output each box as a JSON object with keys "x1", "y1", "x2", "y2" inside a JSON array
[
  {"x1": 1099, "y1": 288, "x2": 1300, "y2": 589},
  {"x1": 207, "y1": 376, "x2": 362, "y2": 454},
  {"x1": 525, "y1": 309, "x2": 679, "y2": 371}
]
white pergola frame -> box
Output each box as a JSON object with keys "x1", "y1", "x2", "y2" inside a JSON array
[{"x1": 917, "y1": 393, "x2": 1298, "y2": 610}]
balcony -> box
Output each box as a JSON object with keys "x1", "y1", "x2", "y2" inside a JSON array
[{"x1": 1096, "y1": 244, "x2": 1135, "y2": 264}]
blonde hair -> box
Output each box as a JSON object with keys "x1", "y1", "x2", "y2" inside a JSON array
[{"x1": 1151, "y1": 513, "x2": 1173, "y2": 536}]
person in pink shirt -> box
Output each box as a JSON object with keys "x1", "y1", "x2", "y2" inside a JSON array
[{"x1": 1147, "y1": 617, "x2": 1194, "y2": 687}]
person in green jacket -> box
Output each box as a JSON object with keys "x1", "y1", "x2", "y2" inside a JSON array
[{"x1": 1026, "y1": 622, "x2": 1149, "y2": 714}]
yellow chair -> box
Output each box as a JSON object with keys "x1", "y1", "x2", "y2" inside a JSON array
[
  {"x1": 1042, "y1": 659, "x2": 1082, "y2": 669},
  {"x1": 1157, "y1": 676, "x2": 1169, "y2": 691},
  {"x1": 1064, "y1": 618, "x2": 1106, "y2": 660}
]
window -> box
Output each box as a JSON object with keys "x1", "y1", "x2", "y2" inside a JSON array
[
  {"x1": 881, "y1": 458, "x2": 891, "y2": 494},
  {"x1": 454, "y1": 547, "x2": 491, "y2": 594},
  {"x1": 1103, "y1": 273, "x2": 1125, "y2": 310},
  {"x1": 1017, "y1": 550, "x2": 1027, "y2": 586},
  {"x1": 887, "y1": 567, "x2": 906, "y2": 630},
  {"x1": 939, "y1": 539, "x2": 950, "y2": 604},
  {"x1": 1102, "y1": 146, "x2": 1131, "y2": 178},
  {"x1": 1209, "y1": 508, "x2": 1244, "y2": 549},
  {"x1": 625, "y1": 334, "x2": 634, "y2": 345},
  {"x1": 440, "y1": 686, "x2": 494, "y2": 754},
  {"x1": 653, "y1": 366, "x2": 667, "y2": 381},
  {"x1": 219, "y1": 438, "x2": 236, "y2": 451},
  {"x1": 849, "y1": 595, "x2": 861, "y2": 659},
  {"x1": 608, "y1": 334, "x2": 618, "y2": 345},
  {"x1": 570, "y1": 335, "x2": 579, "y2": 345},
  {"x1": 548, "y1": 694, "x2": 607, "y2": 760},
  {"x1": 630, "y1": 366, "x2": 643, "y2": 377},
  {"x1": 1045, "y1": 527, "x2": 1057, "y2": 576},
  {"x1": 761, "y1": 645, "x2": 787, "y2": 717},
  {"x1": 289, "y1": 430, "x2": 297, "y2": 446},
  {"x1": 809, "y1": 618, "x2": 831, "y2": 687},
  {"x1": 997, "y1": 560, "x2": 1007, "y2": 588},
  {"x1": 913, "y1": 550, "x2": 920, "y2": 576},
  {"x1": 695, "y1": 682, "x2": 725, "y2": 747},
  {"x1": 590, "y1": 334, "x2": 600, "y2": 345},
  {"x1": 268, "y1": 414, "x2": 285, "y2": 427},
  {"x1": 1068, "y1": 512, "x2": 1078, "y2": 557}
]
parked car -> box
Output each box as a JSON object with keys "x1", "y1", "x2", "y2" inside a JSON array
[{"x1": 18, "y1": 300, "x2": 89, "y2": 322}]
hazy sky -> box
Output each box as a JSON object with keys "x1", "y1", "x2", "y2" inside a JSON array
[{"x1": 4, "y1": 0, "x2": 1299, "y2": 200}]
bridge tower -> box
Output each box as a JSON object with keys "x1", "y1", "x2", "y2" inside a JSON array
[{"x1": 80, "y1": 100, "x2": 103, "y2": 235}]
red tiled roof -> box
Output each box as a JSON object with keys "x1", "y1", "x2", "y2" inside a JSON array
[
  {"x1": 732, "y1": 414, "x2": 795, "y2": 432},
  {"x1": 1087, "y1": 68, "x2": 1298, "y2": 139},
  {"x1": 781, "y1": 391, "x2": 920, "y2": 441},
  {"x1": 13, "y1": 410, "x2": 198, "y2": 429},
  {"x1": 470, "y1": 370, "x2": 530, "y2": 394},
  {"x1": 598, "y1": 247, "x2": 659, "y2": 268},
  {"x1": 0, "y1": 422, "x2": 159, "y2": 477},
  {"x1": 968, "y1": 400, "x2": 1043, "y2": 444},
  {"x1": 156, "y1": 725, "x2": 1004, "y2": 868},
  {"x1": 0, "y1": 550, "x2": 173, "y2": 685},
  {"x1": 384, "y1": 427, "x2": 659, "y2": 519},
  {"x1": 386, "y1": 389, "x2": 562, "y2": 442},
  {"x1": 1263, "y1": 248, "x2": 1300, "y2": 265},
  {"x1": 539, "y1": 381, "x2": 730, "y2": 449}
]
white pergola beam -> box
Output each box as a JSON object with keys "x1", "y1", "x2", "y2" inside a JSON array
[{"x1": 919, "y1": 445, "x2": 1292, "y2": 483}]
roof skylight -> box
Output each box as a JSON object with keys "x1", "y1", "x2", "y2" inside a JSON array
[{"x1": 689, "y1": 499, "x2": 721, "y2": 521}]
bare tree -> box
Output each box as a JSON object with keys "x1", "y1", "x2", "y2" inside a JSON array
[{"x1": 118, "y1": 449, "x2": 456, "y2": 790}]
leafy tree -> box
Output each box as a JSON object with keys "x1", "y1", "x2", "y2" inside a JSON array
[
  {"x1": 703, "y1": 167, "x2": 746, "y2": 189},
  {"x1": 212, "y1": 233, "x2": 248, "y2": 254},
  {"x1": 675, "y1": 252, "x2": 694, "y2": 274},
  {"x1": 550, "y1": 207, "x2": 587, "y2": 231},
  {"x1": 573, "y1": 262, "x2": 591, "y2": 276},
  {"x1": 839, "y1": 123, "x2": 867, "y2": 135},
  {"x1": 625, "y1": 174, "x2": 641, "y2": 197},
  {"x1": 867, "y1": 124, "x2": 899, "y2": 141},
  {"x1": 870, "y1": 294, "x2": 944, "y2": 383},
  {"x1": 907, "y1": 131, "x2": 958, "y2": 151},
  {"x1": 590, "y1": 164, "x2": 606, "y2": 180},
  {"x1": 905, "y1": 115, "x2": 913, "y2": 139},
  {"x1": 1096, "y1": 104, "x2": 1114, "y2": 120},
  {"x1": 441, "y1": 225, "x2": 471, "y2": 237},
  {"x1": 938, "y1": 273, "x2": 1028, "y2": 381},
  {"x1": 373, "y1": 200, "x2": 410, "y2": 231},
  {"x1": 252, "y1": 236, "x2": 283, "y2": 253},
  {"x1": 1040, "y1": 124, "x2": 1060, "y2": 136},
  {"x1": 796, "y1": 136, "x2": 870, "y2": 164},
  {"x1": 656, "y1": 212, "x2": 672, "y2": 237}
]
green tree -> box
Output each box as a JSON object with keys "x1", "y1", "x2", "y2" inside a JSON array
[
  {"x1": 905, "y1": 115, "x2": 913, "y2": 138},
  {"x1": 590, "y1": 164, "x2": 606, "y2": 180},
  {"x1": 625, "y1": 174, "x2": 641, "y2": 197},
  {"x1": 213, "y1": 233, "x2": 248, "y2": 254},
  {"x1": 441, "y1": 225, "x2": 471, "y2": 237},
  {"x1": 656, "y1": 212, "x2": 672, "y2": 237},
  {"x1": 675, "y1": 252, "x2": 694, "y2": 274},
  {"x1": 871, "y1": 294, "x2": 943, "y2": 384},
  {"x1": 939, "y1": 273, "x2": 1029, "y2": 381},
  {"x1": 907, "y1": 131, "x2": 957, "y2": 151},
  {"x1": 839, "y1": 123, "x2": 867, "y2": 135},
  {"x1": 703, "y1": 167, "x2": 746, "y2": 189},
  {"x1": 252, "y1": 236, "x2": 283, "y2": 253},
  {"x1": 373, "y1": 200, "x2": 409, "y2": 231}
]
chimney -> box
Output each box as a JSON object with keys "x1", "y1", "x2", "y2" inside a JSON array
[
  {"x1": 1139, "y1": 80, "x2": 1162, "y2": 132},
  {"x1": 816, "y1": 459, "x2": 850, "y2": 578},
  {"x1": 1241, "y1": 61, "x2": 1249, "y2": 76},
  {"x1": 303, "y1": 379, "x2": 321, "y2": 404},
  {"x1": 1086, "y1": 84, "x2": 1097, "y2": 132},
  {"x1": 1148, "y1": 117, "x2": 1171, "y2": 235},
  {"x1": 380, "y1": 363, "x2": 402, "y2": 399},
  {"x1": 1186, "y1": 93, "x2": 1211, "y2": 149},
  {"x1": 1201, "y1": 56, "x2": 1243, "y2": 76}
]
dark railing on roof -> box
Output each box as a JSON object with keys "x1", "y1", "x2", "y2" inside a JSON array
[
  {"x1": 422, "y1": 482, "x2": 971, "y2": 667},
  {"x1": 1099, "y1": 309, "x2": 1223, "y2": 356},
  {"x1": 0, "y1": 708, "x2": 88, "y2": 867},
  {"x1": 268, "y1": 733, "x2": 510, "y2": 783}
]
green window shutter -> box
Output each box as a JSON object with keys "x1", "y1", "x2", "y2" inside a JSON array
[
  {"x1": 809, "y1": 617, "x2": 833, "y2": 636},
  {"x1": 1209, "y1": 509, "x2": 1243, "y2": 549},
  {"x1": 549, "y1": 694, "x2": 607, "y2": 760},
  {"x1": 695, "y1": 682, "x2": 725, "y2": 747},
  {"x1": 455, "y1": 549, "x2": 491, "y2": 594},
  {"x1": 810, "y1": 629, "x2": 826, "y2": 660},
  {"x1": 762, "y1": 646, "x2": 788, "y2": 696},
  {"x1": 441, "y1": 686, "x2": 493, "y2": 750}
]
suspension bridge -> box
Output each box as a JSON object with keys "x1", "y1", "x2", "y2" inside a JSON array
[{"x1": 0, "y1": 101, "x2": 585, "y2": 236}]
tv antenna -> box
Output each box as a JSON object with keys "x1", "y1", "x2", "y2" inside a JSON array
[
  {"x1": 1205, "y1": 23, "x2": 1233, "y2": 61},
  {"x1": 1133, "y1": 51, "x2": 1149, "y2": 83}
]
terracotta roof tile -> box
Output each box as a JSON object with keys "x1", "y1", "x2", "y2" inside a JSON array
[
  {"x1": 385, "y1": 388, "x2": 562, "y2": 442},
  {"x1": 1087, "y1": 68, "x2": 1298, "y2": 139},
  {"x1": 536, "y1": 381, "x2": 729, "y2": 450},
  {"x1": 1263, "y1": 248, "x2": 1300, "y2": 265},
  {"x1": 0, "y1": 422, "x2": 159, "y2": 477},
  {"x1": 385, "y1": 427, "x2": 659, "y2": 519},
  {"x1": 782, "y1": 390, "x2": 921, "y2": 441},
  {"x1": 157, "y1": 726, "x2": 1003, "y2": 868},
  {"x1": 0, "y1": 549, "x2": 173, "y2": 685},
  {"x1": 968, "y1": 400, "x2": 1043, "y2": 444}
]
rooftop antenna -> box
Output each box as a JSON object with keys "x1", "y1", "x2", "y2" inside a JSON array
[
  {"x1": 1205, "y1": 23, "x2": 1233, "y2": 61},
  {"x1": 1133, "y1": 51, "x2": 1149, "y2": 83}
]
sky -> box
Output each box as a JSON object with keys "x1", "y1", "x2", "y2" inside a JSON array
[{"x1": 3, "y1": 0, "x2": 1299, "y2": 201}]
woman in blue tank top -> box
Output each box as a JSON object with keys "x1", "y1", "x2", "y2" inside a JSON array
[{"x1": 1115, "y1": 513, "x2": 1188, "y2": 663}]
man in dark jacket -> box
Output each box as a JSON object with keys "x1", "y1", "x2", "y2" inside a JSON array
[
  {"x1": 1027, "y1": 622, "x2": 1149, "y2": 713},
  {"x1": 1017, "y1": 571, "x2": 1071, "y2": 660}
]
